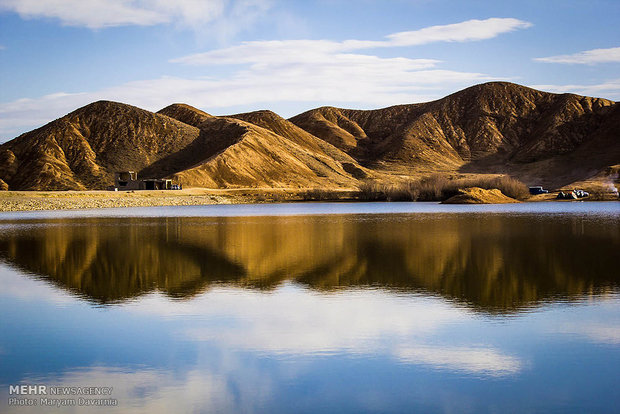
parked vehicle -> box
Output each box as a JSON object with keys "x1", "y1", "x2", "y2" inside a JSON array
[
  {"x1": 529, "y1": 186, "x2": 549, "y2": 195},
  {"x1": 557, "y1": 189, "x2": 589, "y2": 199}
]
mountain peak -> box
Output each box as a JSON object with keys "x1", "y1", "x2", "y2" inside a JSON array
[{"x1": 157, "y1": 103, "x2": 213, "y2": 128}]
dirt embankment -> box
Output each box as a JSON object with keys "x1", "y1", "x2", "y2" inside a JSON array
[{"x1": 442, "y1": 187, "x2": 520, "y2": 204}]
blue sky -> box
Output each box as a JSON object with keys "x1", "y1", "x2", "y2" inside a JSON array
[{"x1": 1, "y1": 0, "x2": 619, "y2": 142}]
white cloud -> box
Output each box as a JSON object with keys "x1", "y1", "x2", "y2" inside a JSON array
[
  {"x1": 130, "y1": 286, "x2": 523, "y2": 376},
  {"x1": 173, "y1": 18, "x2": 532, "y2": 65},
  {"x1": 0, "y1": 67, "x2": 491, "y2": 140},
  {"x1": 0, "y1": 0, "x2": 166, "y2": 28},
  {"x1": 0, "y1": 92, "x2": 92, "y2": 139},
  {"x1": 0, "y1": 0, "x2": 271, "y2": 30},
  {"x1": 394, "y1": 345, "x2": 522, "y2": 376},
  {"x1": 531, "y1": 79, "x2": 620, "y2": 100},
  {"x1": 559, "y1": 323, "x2": 620, "y2": 345},
  {"x1": 0, "y1": 18, "x2": 533, "y2": 141},
  {"x1": 535, "y1": 46, "x2": 620, "y2": 64},
  {"x1": 385, "y1": 18, "x2": 532, "y2": 46}
]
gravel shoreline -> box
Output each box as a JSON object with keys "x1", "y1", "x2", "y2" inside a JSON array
[
  {"x1": 1, "y1": 189, "x2": 616, "y2": 212},
  {"x1": 0, "y1": 191, "x2": 240, "y2": 212}
]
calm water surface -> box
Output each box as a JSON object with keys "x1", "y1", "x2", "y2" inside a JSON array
[{"x1": 0, "y1": 202, "x2": 619, "y2": 413}]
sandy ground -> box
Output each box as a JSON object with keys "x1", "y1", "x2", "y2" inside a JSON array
[
  {"x1": 0, "y1": 188, "x2": 360, "y2": 212},
  {"x1": 0, "y1": 189, "x2": 227, "y2": 211}
]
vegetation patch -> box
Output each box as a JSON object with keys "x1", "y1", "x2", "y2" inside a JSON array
[{"x1": 358, "y1": 175, "x2": 529, "y2": 202}]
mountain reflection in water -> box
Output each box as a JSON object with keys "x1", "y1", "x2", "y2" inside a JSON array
[{"x1": 0, "y1": 214, "x2": 618, "y2": 312}]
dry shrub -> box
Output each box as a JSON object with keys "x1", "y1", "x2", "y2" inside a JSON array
[
  {"x1": 358, "y1": 175, "x2": 529, "y2": 202},
  {"x1": 358, "y1": 180, "x2": 419, "y2": 201},
  {"x1": 484, "y1": 175, "x2": 530, "y2": 200},
  {"x1": 300, "y1": 188, "x2": 342, "y2": 201},
  {"x1": 358, "y1": 181, "x2": 387, "y2": 201}
]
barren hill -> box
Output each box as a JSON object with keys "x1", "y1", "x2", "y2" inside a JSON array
[
  {"x1": 164, "y1": 117, "x2": 362, "y2": 189},
  {"x1": 153, "y1": 106, "x2": 366, "y2": 188},
  {"x1": 0, "y1": 101, "x2": 201, "y2": 190},
  {"x1": 229, "y1": 110, "x2": 370, "y2": 179},
  {"x1": 0, "y1": 101, "x2": 364, "y2": 190},
  {"x1": 158, "y1": 103, "x2": 213, "y2": 127},
  {"x1": 290, "y1": 82, "x2": 618, "y2": 186},
  {"x1": 0, "y1": 82, "x2": 618, "y2": 191}
]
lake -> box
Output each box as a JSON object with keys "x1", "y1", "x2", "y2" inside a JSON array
[{"x1": 1, "y1": 202, "x2": 619, "y2": 413}]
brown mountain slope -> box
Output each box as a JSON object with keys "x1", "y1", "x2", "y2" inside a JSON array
[
  {"x1": 157, "y1": 103, "x2": 213, "y2": 127},
  {"x1": 1, "y1": 82, "x2": 618, "y2": 191},
  {"x1": 0, "y1": 101, "x2": 366, "y2": 190},
  {"x1": 229, "y1": 110, "x2": 370, "y2": 179},
  {"x1": 165, "y1": 115, "x2": 364, "y2": 189},
  {"x1": 152, "y1": 105, "x2": 366, "y2": 188},
  {"x1": 0, "y1": 101, "x2": 202, "y2": 190},
  {"x1": 493, "y1": 102, "x2": 620, "y2": 188},
  {"x1": 290, "y1": 82, "x2": 617, "y2": 183}
]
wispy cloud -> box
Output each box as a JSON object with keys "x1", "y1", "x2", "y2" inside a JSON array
[
  {"x1": 535, "y1": 46, "x2": 620, "y2": 64},
  {"x1": 531, "y1": 79, "x2": 620, "y2": 99},
  {"x1": 163, "y1": 286, "x2": 523, "y2": 376},
  {"x1": 0, "y1": 18, "x2": 532, "y2": 141},
  {"x1": 173, "y1": 18, "x2": 532, "y2": 65},
  {"x1": 394, "y1": 345, "x2": 522, "y2": 376},
  {"x1": 0, "y1": 0, "x2": 272, "y2": 30},
  {"x1": 556, "y1": 323, "x2": 620, "y2": 345},
  {"x1": 0, "y1": 92, "x2": 90, "y2": 139},
  {"x1": 384, "y1": 17, "x2": 532, "y2": 46},
  {"x1": 0, "y1": 67, "x2": 491, "y2": 139}
]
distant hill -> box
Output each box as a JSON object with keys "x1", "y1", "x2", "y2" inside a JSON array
[
  {"x1": 0, "y1": 82, "x2": 618, "y2": 191},
  {"x1": 290, "y1": 82, "x2": 619, "y2": 186}
]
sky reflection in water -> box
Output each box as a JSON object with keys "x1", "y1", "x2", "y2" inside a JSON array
[{"x1": 0, "y1": 203, "x2": 619, "y2": 413}]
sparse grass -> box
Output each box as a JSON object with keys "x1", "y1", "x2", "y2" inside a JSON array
[
  {"x1": 299, "y1": 189, "x2": 342, "y2": 201},
  {"x1": 584, "y1": 190, "x2": 620, "y2": 201},
  {"x1": 358, "y1": 181, "x2": 419, "y2": 201},
  {"x1": 298, "y1": 188, "x2": 358, "y2": 201},
  {"x1": 358, "y1": 175, "x2": 529, "y2": 202}
]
